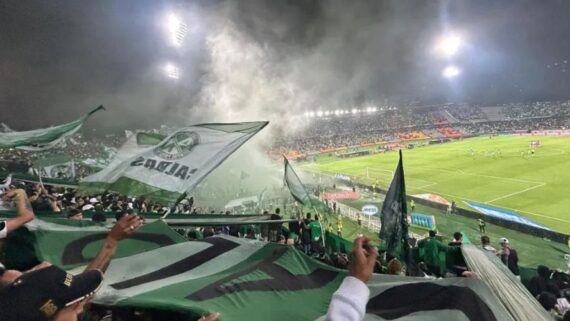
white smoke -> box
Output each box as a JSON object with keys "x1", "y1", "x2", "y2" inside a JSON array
[{"x1": 193, "y1": 24, "x2": 309, "y2": 138}]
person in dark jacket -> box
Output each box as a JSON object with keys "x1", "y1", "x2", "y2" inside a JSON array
[
  {"x1": 497, "y1": 238, "x2": 520, "y2": 276},
  {"x1": 301, "y1": 213, "x2": 313, "y2": 254},
  {"x1": 529, "y1": 265, "x2": 561, "y2": 298}
]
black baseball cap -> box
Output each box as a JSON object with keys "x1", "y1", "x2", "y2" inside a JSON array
[{"x1": 0, "y1": 265, "x2": 103, "y2": 321}]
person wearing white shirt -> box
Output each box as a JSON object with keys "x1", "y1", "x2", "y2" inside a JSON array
[
  {"x1": 326, "y1": 236, "x2": 378, "y2": 321},
  {"x1": 559, "y1": 293, "x2": 570, "y2": 315}
]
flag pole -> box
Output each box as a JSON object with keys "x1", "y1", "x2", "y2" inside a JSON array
[
  {"x1": 283, "y1": 155, "x2": 327, "y2": 250},
  {"x1": 163, "y1": 192, "x2": 187, "y2": 220}
]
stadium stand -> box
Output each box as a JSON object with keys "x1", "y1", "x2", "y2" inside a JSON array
[
  {"x1": 436, "y1": 127, "x2": 463, "y2": 138},
  {"x1": 272, "y1": 100, "x2": 570, "y2": 153}
]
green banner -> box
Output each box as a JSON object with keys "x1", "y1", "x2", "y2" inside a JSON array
[{"x1": 0, "y1": 218, "x2": 522, "y2": 321}]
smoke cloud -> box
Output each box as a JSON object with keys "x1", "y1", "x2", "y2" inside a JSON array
[{"x1": 192, "y1": 0, "x2": 436, "y2": 138}]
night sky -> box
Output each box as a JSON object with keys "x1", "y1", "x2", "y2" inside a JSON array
[{"x1": 1, "y1": 0, "x2": 569, "y2": 132}]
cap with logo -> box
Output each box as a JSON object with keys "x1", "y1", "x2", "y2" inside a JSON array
[{"x1": 0, "y1": 265, "x2": 103, "y2": 321}]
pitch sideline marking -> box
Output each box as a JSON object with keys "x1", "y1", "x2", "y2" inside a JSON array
[
  {"x1": 415, "y1": 187, "x2": 570, "y2": 224},
  {"x1": 485, "y1": 183, "x2": 547, "y2": 204}
]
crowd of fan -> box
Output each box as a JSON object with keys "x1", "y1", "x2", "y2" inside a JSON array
[
  {"x1": 500, "y1": 101, "x2": 570, "y2": 120},
  {"x1": 457, "y1": 117, "x2": 570, "y2": 136},
  {"x1": 443, "y1": 104, "x2": 488, "y2": 122},
  {"x1": 0, "y1": 134, "x2": 125, "y2": 180},
  {"x1": 274, "y1": 101, "x2": 570, "y2": 154},
  {"x1": 0, "y1": 134, "x2": 124, "y2": 165},
  {"x1": 0, "y1": 175, "x2": 226, "y2": 219},
  {"x1": 1, "y1": 174, "x2": 570, "y2": 320}
]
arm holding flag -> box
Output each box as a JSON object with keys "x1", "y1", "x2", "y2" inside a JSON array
[
  {"x1": 84, "y1": 213, "x2": 143, "y2": 273},
  {"x1": 0, "y1": 189, "x2": 35, "y2": 239}
]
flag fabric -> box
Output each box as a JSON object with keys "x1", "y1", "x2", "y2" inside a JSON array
[
  {"x1": 283, "y1": 156, "x2": 311, "y2": 205},
  {"x1": 461, "y1": 244, "x2": 553, "y2": 321},
  {"x1": 0, "y1": 105, "x2": 104, "y2": 151},
  {"x1": 33, "y1": 155, "x2": 76, "y2": 180},
  {"x1": 79, "y1": 146, "x2": 117, "y2": 171},
  {"x1": 283, "y1": 157, "x2": 331, "y2": 224},
  {"x1": 79, "y1": 122, "x2": 268, "y2": 204},
  {"x1": 379, "y1": 149, "x2": 409, "y2": 262},
  {"x1": 0, "y1": 123, "x2": 13, "y2": 132},
  {"x1": 4, "y1": 217, "x2": 522, "y2": 321},
  {"x1": 27, "y1": 218, "x2": 186, "y2": 270},
  {"x1": 240, "y1": 170, "x2": 249, "y2": 180}
]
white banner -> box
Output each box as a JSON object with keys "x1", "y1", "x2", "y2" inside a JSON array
[{"x1": 80, "y1": 122, "x2": 268, "y2": 203}]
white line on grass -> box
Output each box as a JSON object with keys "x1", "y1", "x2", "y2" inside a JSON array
[
  {"x1": 415, "y1": 182, "x2": 437, "y2": 189},
  {"x1": 421, "y1": 166, "x2": 545, "y2": 184},
  {"x1": 485, "y1": 183, "x2": 547, "y2": 204},
  {"x1": 415, "y1": 187, "x2": 570, "y2": 224}
]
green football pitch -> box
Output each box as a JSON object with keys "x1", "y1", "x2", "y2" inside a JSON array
[{"x1": 304, "y1": 136, "x2": 570, "y2": 234}]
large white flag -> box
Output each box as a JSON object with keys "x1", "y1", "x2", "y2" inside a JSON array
[{"x1": 79, "y1": 122, "x2": 268, "y2": 204}]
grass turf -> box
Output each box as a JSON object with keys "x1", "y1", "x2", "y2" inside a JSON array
[{"x1": 304, "y1": 136, "x2": 570, "y2": 234}]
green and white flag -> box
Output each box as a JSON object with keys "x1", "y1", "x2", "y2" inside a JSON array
[
  {"x1": 7, "y1": 218, "x2": 525, "y2": 321},
  {"x1": 79, "y1": 122, "x2": 268, "y2": 204},
  {"x1": 283, "y1": 156, "x2": 312, "y2": 206},
  {"x1": 33, "y1": 155, "x2": 76, "y2": 179},
  {"x1": 283, "y1": 157, "x2": 331, "y2": 218},
  {"x1": 0, "y1": 105, "x2": 104, "y2": 151}
]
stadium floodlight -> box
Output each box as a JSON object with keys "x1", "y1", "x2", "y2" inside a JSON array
[
  {"x1": 435, "y1": 34, "x2": 462, "y2": 57},
  {"x1": 317, "y1": 111, "x2": 324, "y2": 117},
  {"x1": 164, "y1": 63, "x2": 180, "y2": 79},
  {"x1": 334, "y1": 110, "x2": 341, "y2": 116},
  {"x1": 442, "y1": 65, "x2": 460, "y2": 78},
  {"x1": 308, "y1": 111, "x2": 315, "y2": 118},
  {"x1": 371, "y1": 107, "x2": 378, "y2": 112},
  {"x1": 304, "y1": 112, "x2": 309, "y2": 118},
  {"x1": 324, "y1": 111, "x2": 330, "y2": 116},
  {"x1": 351, "y1": 108, "x2": 358, "y2": 114},
  {"x1": 164, "y1": 13, "x2": 188, "y2": 47}
]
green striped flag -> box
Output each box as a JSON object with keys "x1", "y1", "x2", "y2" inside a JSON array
[
  {"x1": 79, "y1": 122, "x2": 268, "y2": 204},
  {"x1": 283, "y1": 156, "x2": 312, "y2": 206},
  {"x1": 7, "y1": 218, "x2": 521, "y2": 321},
  {"x1": 0, "y1": 105, "x2": 104, "y2": 151}
]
